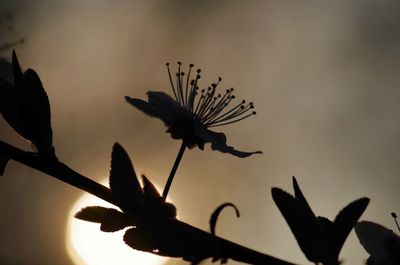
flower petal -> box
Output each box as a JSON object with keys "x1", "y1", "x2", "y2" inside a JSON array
[
  {"x1": 125, "y1": 91, "x2": 192, "y2": 126},
  {"x1": 193, "y1": 122, "x2": 262, "y2": 158},
  {"x1": 125, "y1": 96, "x2": 174, "y2": 125}
]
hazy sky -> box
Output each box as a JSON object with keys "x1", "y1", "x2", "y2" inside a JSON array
[{"x1": 1, "y1": 1, "x2": 400, "y2": 265}]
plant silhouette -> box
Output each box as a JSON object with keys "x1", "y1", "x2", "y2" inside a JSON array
[
  {"x1": 272, "y1": 177, "x2": 370, "y2": 265},
  {"x1": 0, "y1": 51, "x2": 382, "y2": 265},
  {"x1": 0, "y1": 52, "x2": 303, "y2": 264},
  {"x1": 355, "y1": 214, "x2": 400, "y2": 265}
]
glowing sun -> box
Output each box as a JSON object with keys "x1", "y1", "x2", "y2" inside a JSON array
[{"x1": 66, "y1": 181, "x2": 169, "y2": 265}]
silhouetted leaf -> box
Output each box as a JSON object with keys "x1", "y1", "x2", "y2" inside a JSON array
[
  {"x1": 331, "y1": 197, "x2": 369, "y2": 258},
  {"x1": 74, "y1": 206, "x2": 133, "y2": 232},
  {"x1": 124, "y1": 226, "x2": 161, "y2": 254},
  {"x1": 272, "y1": 177, "x2": 369, "y2": 265},
  {"x1": 0, "y1": 51, "x2": 53, "y2": 155},
  {"x1": 109, "y1": 143, "x2": 142, "y2": 211},
  {"x1": 271, "y1": 185, "x2": 325, "y2": 263},
  {"x1": 142, "y1": 175, "x2": 177, "y2": 218},
  {"x1": 0, "y1": 156, "x2": 9, "y2": 176},
  {"x1": 142, "y1": 174, "x2": 162, "y2": 199},
  {"x1": 355, "y1": 221, "x2": 400, "y2": 265},
  {"x1": 108, "y1": 144, "x2": 177, "y2": 218},
  {"x1": 20, "y1": 68, "x2": 53, "y2": 153},
  {"x1": 209, "y1": 202, "x2": 240, "y2": 235}
]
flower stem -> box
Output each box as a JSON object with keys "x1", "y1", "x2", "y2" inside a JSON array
[{"x1": 162, "y1": 141, "x2": 186, "y2": 200}]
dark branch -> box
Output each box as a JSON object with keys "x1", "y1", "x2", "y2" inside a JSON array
[{"x1": 0, "y1": 140, "x2": 297, "y2": 265}]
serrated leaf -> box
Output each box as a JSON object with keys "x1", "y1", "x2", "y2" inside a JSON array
[
  {"x1": 209, "y1": 202, "x2": 240, "y2": 235},
  {"x1": 123, "y1": 227, "x2": 159, "y2": 254},
  {"x1": 20, "y1": 68, "x2": 53, "y2": 154},
  {"x1": 142, "y1": 175, "x2": 177, "y2": 218},
  {"x1": 142, "y1": 174, "x2": 161, "y2": 199},
  {"x1": 109, "y1": 143, "x2": 142, "y2": 209},
  {"x1": 272, "y1": 187, "x2": 323, "y2": 262},
  {"x1": 355, "y1": 221, "x2": 400, "y2": 263},
  {"x1": 292, "y1": 176, "x2": 315, "y2": 218},
  {"x1": 74, "y1": 206, "x2": 120, "y2": 223},
  {"x1": 74, "y1": 206, "x2": 134, "y2": 232},
  {"x1": 331, "y1": 197, "x2": 369, "y2": 258},
  {"x1": 0, "y1": 156, "x2": 10, "y2": 176},
  {"x1": 100, "y1": 210, "x2": 134, "y2": 232},
  {"x1": 1, "y1": 51, "x2": 53, "y2": 155}
]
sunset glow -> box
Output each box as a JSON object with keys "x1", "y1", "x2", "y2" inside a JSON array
[{"x1": 66, "y1": 181, "x2": 168, "y2": 265}]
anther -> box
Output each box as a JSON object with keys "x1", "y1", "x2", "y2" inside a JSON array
[
  {"x1": 197, "y1": 69, "x2": 201, "y2": 73},
  {"x1": 392, "y1": 212, "x2": 400, "y2": 232},
  {"x1": 190, "y1": 63, "x2": 194, "y2": 67},
  {"x1": 218, "y1": 77, "x2": 222, "y2": 81},
  {"x1": 252, "y1": 111, "x2": 256, "y2": 115},
  {"x1": 177, "y1": 61, "x2": 182, "y2": 65},
  {"x1": 166, "y1": 62, "x2": 170, "y2": 66}
]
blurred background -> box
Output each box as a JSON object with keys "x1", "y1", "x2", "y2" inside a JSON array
[{"x1": 1, "y1": 0, "x2": 400, "y2": 264}]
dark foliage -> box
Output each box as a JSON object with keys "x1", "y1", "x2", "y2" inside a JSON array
[
  {"x1": 0, "y1": 51, "x2": 53, "y2": 156},
  {"x1": 272, "y1": 176, "x2": 369, "y2": 265}
]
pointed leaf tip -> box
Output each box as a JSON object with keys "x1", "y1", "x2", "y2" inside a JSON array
[
  {"x1": 109, "y1": 142, "x2": 142, "y2": 209},
  {"x1": 142, "y1": 175, "x2": 161, "y2": 199},
  {"x1": 11, "y1": 50, "x2": 23, "y2": 86}
]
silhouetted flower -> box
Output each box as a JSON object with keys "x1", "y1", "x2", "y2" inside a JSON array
[
  {"x1": 0, "y1": 51, "x2": 53, "y2": 156},
  {"x1": 126, "y1": 62, "x2": 262, "y2": 158},
  {"x1": 355, "y1": 219, "x2": 400, "y2": 265},
  {"x1": 272, "y1": 176, "x2": 369, "y2": 265}
]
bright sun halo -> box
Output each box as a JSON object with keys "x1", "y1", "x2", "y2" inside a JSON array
[{"x1": 66, "y1": 179, "x2": 169, "y2": 265}]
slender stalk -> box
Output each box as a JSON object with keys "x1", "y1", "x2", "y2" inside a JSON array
[{"x1": 162, "y1": 141, "x2": 186, "y2": 200}]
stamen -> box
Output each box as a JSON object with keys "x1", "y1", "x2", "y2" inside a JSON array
[
  {"x1": 194, "y1": 89, "x2": 206, "y2": 114},
  {"x1": 207, "y1": 102, "x2": 256, "y2": 127},
  {"x1": 392, "y1": 212, "x2": 400, "y2": 233},
  {"x1": 166, "y1": 63, "x2": 178, "y2": 101},
  {"x1": 208, "y1": 111, "x2": 256, "y2": 127},
  {"x1": 185, "y1": 64, "x2": 194, "y2": 108},
  {"x1": 205, "y1": 89, "x2": 233, "y2": 116},
  {"x1": 197, "y1": 87, "x2": 217, "y2": 118},
  {"x1": 166, "y1": 63, "x2": 256, "y2": 127}
]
